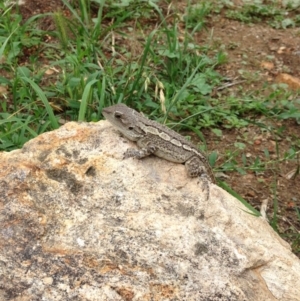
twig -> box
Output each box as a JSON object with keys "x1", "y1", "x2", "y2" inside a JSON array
[{"x1": 216, "y1": 80, "x2": 246, "y2": 91}]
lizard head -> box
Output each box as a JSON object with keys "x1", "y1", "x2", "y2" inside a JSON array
[{"x1": 102, "y1": 104, "x2": 144, "y2": 141}]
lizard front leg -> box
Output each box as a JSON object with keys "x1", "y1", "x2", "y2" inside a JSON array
[{"x1": 124, "y1": 141, "x2": 157, "y2": 159}]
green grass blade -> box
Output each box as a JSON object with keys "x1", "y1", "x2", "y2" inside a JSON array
[
  {"x1": 0, "y1": 26, "x2": 19, "y2": 61},
  {"x1": 78, "y1": 79, "x2": 98, "y2": 121},
  {"x1": 169, "y1": 59, "x2": 207, "y2": 110},
  {"x1": 97, "y1": 76, "x2": 106, "y2": 119},
  {"x1": 0, "y1": 116, "x2": 38, "y2": 138},
  {"x1": 128, "y1": 30, "x2": 157, "y2": 102},
  {"x1": 61, "y1": 0, "x2": 89, "y2": 34},
  {"x1": 20, "y1": 77, "x2": 59, "y2": 129},
  {"x1": 218, "y1": 180, "x2": 260, "y2": 216}
]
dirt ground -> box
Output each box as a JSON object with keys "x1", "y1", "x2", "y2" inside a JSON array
[
  {"x1": 15, "y1": 0, "x2": 300, "y2": 255},
  {"x1": 201, "y1": 14, "x2": 300, "y2": 247}
]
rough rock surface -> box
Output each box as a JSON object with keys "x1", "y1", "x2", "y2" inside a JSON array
[{"x1": 0, "y1": 121, "x2": 300, "y2": 301}]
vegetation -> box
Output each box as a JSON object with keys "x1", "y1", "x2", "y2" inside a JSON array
[{"x1": 0, "y1": 0, "x2": 299, "y2": 255}]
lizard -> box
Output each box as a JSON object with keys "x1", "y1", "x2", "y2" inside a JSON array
[{"x1": 102, "y1": 103, "x2": 216, "y2": 202}]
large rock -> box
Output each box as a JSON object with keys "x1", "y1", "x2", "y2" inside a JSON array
[{"x1": 0, "y1": 121, "x2": 299, "y2": 301}]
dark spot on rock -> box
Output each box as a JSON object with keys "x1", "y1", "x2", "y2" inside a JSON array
[
  {"x1": 72, "y1": 150, "x2": 80, "y2": 159},
  {"x1": 115, "y1": 249, "x2": 129, "y2": 260},
  {"x1": 69, "y1": 181, "x2": 83, "y2": 194},
  {"x1": 176, "y1": 203, "x2": 194, "y2": 217},
  {"x1": 0, "y1": 180, "x2": 9, "y2": 200},
  {"x1": 78, "y1": 158, "x2": 88, "y2": 165},
  {"x1": 161, "y1": 194, "x2": 170, "y2": 200},
  {"x1": 45, "y1": 169, "x2": 82, "y2": 195},
  {"x1": 37, "y1": 150, "x2": 52, "y2": 162},
  {"x1": 55, "y1": 146, "x2": 72, "y2": 158},
  {"x1": 108, "y1": 217, "x2": 123, "y2": 226},
  {"x1": 37, "y1": 182, "x2": 47, "y2": 192},
  {"x1": 194, "y1": 242, "x2": 208, "y2": 256},
  {"x1": 22, "y1": 243, "x2": 42, "y2": 260},
  {"x1": 112, "y1": 195, "x2": 122, "y2": 206},
  {"x1": 115, "y1": 287, "x2": 134, "y2": 301},
  {"x1": 196, "y1": 210, "x2": 205, "y2": 220},
  {"x1": 46, "y1": 169, "x2": 68, "y2": 181},
  {"x1": 85, "y1": 166, "x2": 96, "y2": 177}
]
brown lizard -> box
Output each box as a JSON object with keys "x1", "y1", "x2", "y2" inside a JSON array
[{"x1": 102, "y1": 103, "x2": 215, "y2": 200}]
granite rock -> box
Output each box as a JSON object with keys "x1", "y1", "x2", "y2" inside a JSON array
[{"x1": 0, "y1": 121, "x2": 299, "y2": 301}]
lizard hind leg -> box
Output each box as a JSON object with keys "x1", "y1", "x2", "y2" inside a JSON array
[
  {"x1": 185, "y1": 156, "x2": 211, "y2": 202},
  {"x1": 185, "y1": 156, "x2": 210, "y2": 179}
]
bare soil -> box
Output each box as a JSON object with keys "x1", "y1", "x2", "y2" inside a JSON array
[
  {"x1": 201, "y1": 14, "x2": 300, "y2": 251},
  {"x1": 15, "y1": 0, "x2": 300, "y2": 255}
]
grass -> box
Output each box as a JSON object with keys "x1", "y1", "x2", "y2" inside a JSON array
[
  {"x1": 218, "y1": 0, "x2": 300, "y2": 28},
  {"x1": 0, "y1": 0, "x2": 299, "y2": 255}
]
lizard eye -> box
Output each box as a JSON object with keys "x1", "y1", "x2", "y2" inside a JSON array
[
  {"x1": 128, "y1": 126, "x2": 134, "y2": 130},
  {"x1": 114, "y1": 111, "x2": 122, "y2": 118}
]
